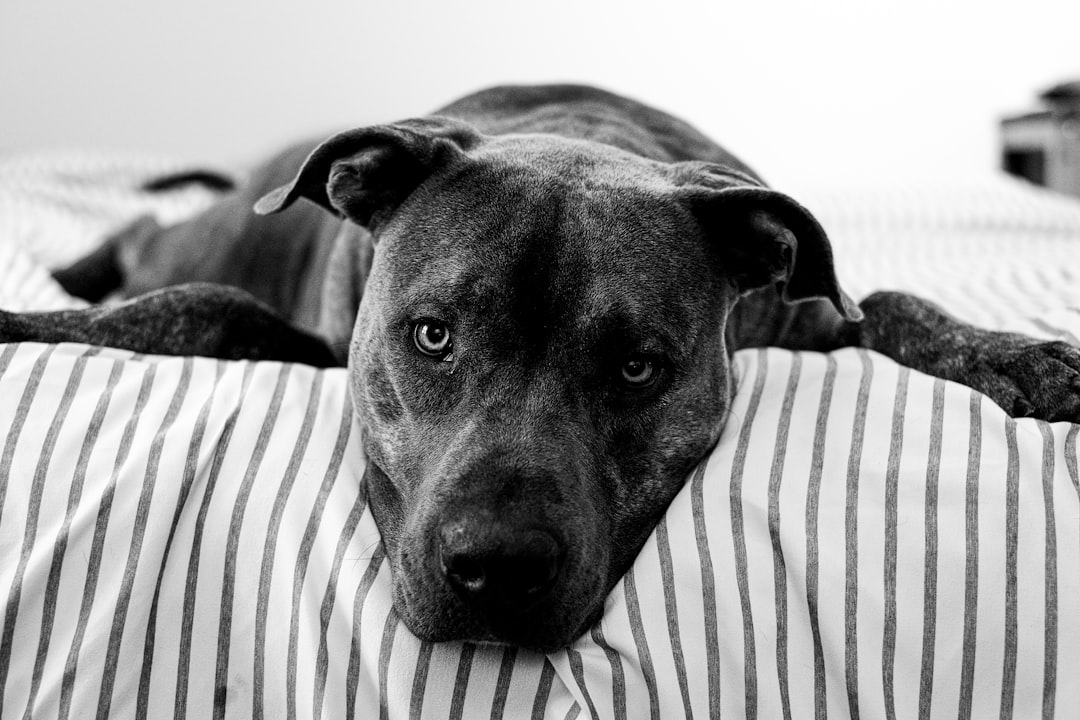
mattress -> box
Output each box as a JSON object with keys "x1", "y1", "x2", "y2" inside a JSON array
[{"x1": 1, "y1": 152, "x2": 1079, "y2": 718}]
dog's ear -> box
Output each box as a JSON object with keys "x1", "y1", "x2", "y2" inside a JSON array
[
  {"x1": 317, "y1": 225, "x2": 374, "y2": 362},
  {"x1": 675, "y1": 164, "x2": 862, "y2": 321},
  {"x1": 254, "y1": 117, "x2": 481, "y2": 229}
]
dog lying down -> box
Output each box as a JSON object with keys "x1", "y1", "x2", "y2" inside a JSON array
[{"x1": 2, "y1": 84, "x2": 1078, "y2": 652}]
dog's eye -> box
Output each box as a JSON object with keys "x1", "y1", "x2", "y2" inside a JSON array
[
  {"x1": 620, "y1": 356, "x2": 658, "y2": 388},
  {"x1": 413, "y1": 320, "x2": 453, "y2": 358}
]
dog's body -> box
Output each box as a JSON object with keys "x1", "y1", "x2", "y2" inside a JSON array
[{"x1": 6, "y1": 85, "x2": 1080, "y2": 651}]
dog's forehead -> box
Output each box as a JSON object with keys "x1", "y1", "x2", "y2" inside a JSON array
[
  {"x1": 376, "y1": 138, "x2": 722, "y2": 352},
  {"x1": 471, "y1": 132, "x2": 674, "y2": 184},
  {"x1": 389, "y1": 133, "x2": 705, "y2": 265}
]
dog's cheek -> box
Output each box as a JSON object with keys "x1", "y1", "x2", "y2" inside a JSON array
[
  {"x1": 348, "y1": 322, "x2": 424, "y2": 515},
  {"x1": 603, "y1": 357, "x2": 732, "y2": 573},
  {"x1": 351, "y1": 346, "x2": 400, "y2": 449},
  {"x1": 349, "y1": 317, "x2": 465, "y2": 534},
  {"x1": 350, "y1": 342, "x2": 446, "y2": 631},
  {"x1": 658, "y1": 364, "x2": 732, "y2": 470}
]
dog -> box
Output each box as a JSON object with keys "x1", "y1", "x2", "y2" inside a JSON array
[{"x1": 3, "y1": 84, "x2": 1079, "y2": 652}]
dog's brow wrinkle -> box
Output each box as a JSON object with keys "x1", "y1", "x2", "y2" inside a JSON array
[{"x1": 580, "y1": 286, "x2": 690, "y2": 353}]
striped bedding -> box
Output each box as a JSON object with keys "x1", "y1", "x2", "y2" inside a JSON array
[{"x1": 1, "y1": 154, "x2": 1080, "y2": 718}]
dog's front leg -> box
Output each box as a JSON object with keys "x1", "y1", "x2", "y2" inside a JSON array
[
  {"x1": 0, "y1": 283, "x2": 339, "y2": 367},
  {"x1": 733, "y1": 288, "x2": 1080, "y2": 422},
  {"x1": 843, "y1": 291, "x2": 1080, "y2": 421},
  {"x1": 763, "y1": 290, "x2": 1079, "y2": 422}
]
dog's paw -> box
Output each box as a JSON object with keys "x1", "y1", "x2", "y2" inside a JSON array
[{"x1": 962, "y1": 338, "x2": 1080, "y2": 422}]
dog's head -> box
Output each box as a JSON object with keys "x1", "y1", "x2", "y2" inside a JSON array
[{"x1": 256, "y1": 117, "x2": 856, "y2": 651}]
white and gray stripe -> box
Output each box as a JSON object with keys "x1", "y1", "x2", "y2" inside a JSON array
[{"x1": 2, "y1": 332, "x2": 1080, "y2": 720}]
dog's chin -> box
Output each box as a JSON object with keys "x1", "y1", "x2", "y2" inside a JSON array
[
  {"x1": 392, "y1": 582, "x2": 608, "y2": 653},
  {"x1": 401, "y1": 605, "x2": 605, "y2": 654}
]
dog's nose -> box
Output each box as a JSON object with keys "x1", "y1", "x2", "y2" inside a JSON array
[{"x1": 437, "y1": 519, "x2": 562, "y2": 610}]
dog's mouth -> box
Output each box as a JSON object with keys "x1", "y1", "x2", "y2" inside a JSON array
[
  {"x1": 469, "y1": 600, "x2": 608, "y2": 653},
  {"x1": 392, "y1": 567, "x2": 609, "y2": 653}
]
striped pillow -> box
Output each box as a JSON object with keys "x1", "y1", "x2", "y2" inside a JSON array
[{"x1": 1, "y1": 341, "x2": 1077, "y2": 718}]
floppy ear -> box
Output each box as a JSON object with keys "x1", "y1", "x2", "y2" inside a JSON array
[
  {"x1": 317, "y1": 224, "x2": 374, "y2": 362},
  {"x1": 676, "y1": 164, "x2": 862, "y2": 321},
  {"x1": 254, "y1": 117, "x2": 481, "y2": 229}
]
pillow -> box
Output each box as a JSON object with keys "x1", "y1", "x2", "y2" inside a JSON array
[{"x1": 1, "y1": 341, "x2": 1077, "y2": 718}]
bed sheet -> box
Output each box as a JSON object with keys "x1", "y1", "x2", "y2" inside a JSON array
[{"x1": 1, "y1": 153, "x2": 1079, "y2": 718}]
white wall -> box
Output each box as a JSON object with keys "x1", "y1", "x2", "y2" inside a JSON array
[{"x1": 2, "y1": 0, "x2": 1078, "y2": 185}]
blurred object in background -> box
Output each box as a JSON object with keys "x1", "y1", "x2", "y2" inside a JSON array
[{"x1": 1001, "y1": 80, "x2": 1080, "y2": 198}]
